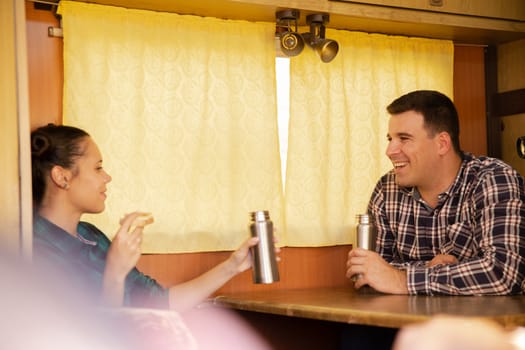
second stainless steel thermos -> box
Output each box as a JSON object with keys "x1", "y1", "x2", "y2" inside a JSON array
[
  {"x1": 249, "y1": 210, "x2": 280, "y2": 284},
  {"x1": 356, "y1": 213, "x2": 376, "y2": 251},
  {"x1": 353, "y1": 213, "x2": 377, "y2": 283}
]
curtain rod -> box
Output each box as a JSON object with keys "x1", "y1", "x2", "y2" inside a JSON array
[{"x1": 27, "y1": 0, "x2": 59, "y2": 6}]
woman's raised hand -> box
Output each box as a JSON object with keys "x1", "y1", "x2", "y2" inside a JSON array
[{"x1": 106, "y1": 212, "x2": 153, "y2": 280}]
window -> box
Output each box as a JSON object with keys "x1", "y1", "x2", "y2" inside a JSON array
[{"x1": 276, "y1": 57, "x2": 290, "y2": 190}]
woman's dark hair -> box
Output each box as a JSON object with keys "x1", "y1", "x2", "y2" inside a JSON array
[
  {"x1": 31, "y1": 124, "x2": 89, "y2": 207},
  {"x1": 387, "y1": 90, "x2": 461, "y2": 154}
]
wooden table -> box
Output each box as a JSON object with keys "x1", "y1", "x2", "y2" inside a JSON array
[{"x1": 213, "y1": 287, "x2": 525, "y2": 329}]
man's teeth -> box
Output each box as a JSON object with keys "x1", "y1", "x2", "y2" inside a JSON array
[{"x1": 394, "y1": 162, "x2": 408, "y2": 168}]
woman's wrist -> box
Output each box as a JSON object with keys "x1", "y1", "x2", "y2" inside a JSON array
[
  {"x1": 222, "y1": 255, "x2": 241, "y2": 278},
  {"x1": 103, "y1": 261, "x2": 128, "y2": 284}
]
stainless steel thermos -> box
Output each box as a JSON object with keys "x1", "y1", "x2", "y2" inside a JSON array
[
  {"x1": 356, "y1": 213, "x2": 376, "y2": 251},
  {"x1": 354, "y1": 214, "x2": 378, "y2": 290},
  {"x1": 249, "y1": 210, "x2": 280, "y2": 284}
]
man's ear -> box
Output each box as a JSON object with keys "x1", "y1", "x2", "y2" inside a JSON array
[
  {"x1": 436, "y1": 131, "x2": 452, "y2": 155},
  {"x1": 50, "y1": 165, "x2": 71, "y2": 189}
]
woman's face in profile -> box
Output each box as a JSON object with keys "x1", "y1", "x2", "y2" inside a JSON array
[{"x1": 66, "y1": 137, "x2": 112, "y2": 215}]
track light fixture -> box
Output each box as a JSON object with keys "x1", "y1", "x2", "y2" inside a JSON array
[
  {"x1": 275, "y1": 10, "x2": 339, "y2": 63},
  {"x1": 275, "y1": 9, "x2": 304, "y2": 57},
  {"x1": 302, "y1": 14, "x2": 339, "y2": 63}
]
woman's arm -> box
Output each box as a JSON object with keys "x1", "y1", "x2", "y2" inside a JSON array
[{"x1": 167, "y1": 237, "x2": 262, "y2": 312}]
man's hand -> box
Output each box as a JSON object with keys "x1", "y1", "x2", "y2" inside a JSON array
[
  {"x1": 428, "y1": 254, "x2": 458, "y2": 267},
  {"x1": 347, "y1": 248, "x2": 408, "y2": 294}
]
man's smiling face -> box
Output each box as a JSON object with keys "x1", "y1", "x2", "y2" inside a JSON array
[{"x1": 385, "y1": 110, "x2": 441, "y2": 189}]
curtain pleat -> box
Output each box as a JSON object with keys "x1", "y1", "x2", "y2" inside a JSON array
[
  {"x1": 286, "y1": 30, "x2": 453, "y2": 246},
  {"x1": 59, "y1": 0, "x2": 454, "y2": 250},
  {"x1": 59, "y1": 1, "x2": 283, "y2": 253}
]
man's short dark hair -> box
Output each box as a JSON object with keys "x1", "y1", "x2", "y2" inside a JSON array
[{"x1": 387, "y1": 90, "x2": 461, "y2": 154}]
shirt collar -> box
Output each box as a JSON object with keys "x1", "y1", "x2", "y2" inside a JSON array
[
  {"x1": 403, "y1": 152, "x2": 470, "y2": 203},
  {"x1": 34, "y1": 215, "x2": 97, "y2": 253},
  {"x1": 443, "y1": 151, "x2": 471, "y2": 198}
]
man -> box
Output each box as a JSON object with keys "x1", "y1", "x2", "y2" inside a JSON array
[{"x1": 347, "y1": 90, "x2": 525, "y2": 295}]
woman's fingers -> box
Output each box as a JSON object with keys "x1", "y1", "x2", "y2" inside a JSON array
[
  {"x1": 129, "y1": 213, "x2": 154, "y2": 232},
  {"x1": 118, "y1": 212, "x2": 143, "y2": 233},
  {"x1": 118, "y1": 212, "x2": 154, "y2": 234}
]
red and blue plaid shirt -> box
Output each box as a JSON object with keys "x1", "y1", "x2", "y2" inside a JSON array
[{"x1": 369, "y1": 152, "x2": 525, "y2": 295}]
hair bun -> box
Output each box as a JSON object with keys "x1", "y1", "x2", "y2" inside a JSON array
[{"x1": 31, "y1": 133, "x2": 52, "y2": 158}]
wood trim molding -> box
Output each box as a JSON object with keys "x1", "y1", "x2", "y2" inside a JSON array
[
  {"x1": 485, "y1": 45, "x2": 502, "y2": 158},
  {"x1": 492, "y1": 88, "x2": 525, "y2": 117},
  {"x1": 70, "y1": 0, "x2": 525, "y2": 44}
]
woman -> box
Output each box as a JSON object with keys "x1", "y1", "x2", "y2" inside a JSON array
[{"x1": 31, "y1": 123, "x2": 273, "y2": 311}]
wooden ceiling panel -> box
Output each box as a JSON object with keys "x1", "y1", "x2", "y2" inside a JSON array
[{"x1": 62, "y1": 0, "x2": 525, "y2": 44}]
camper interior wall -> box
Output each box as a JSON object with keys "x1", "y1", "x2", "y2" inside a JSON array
[
  {"x1": 25, "y1": 1, "x2": 488, "y2": 294},
  {"x1": 2, "y1": 0, "x2": 32, "y2": 257}
]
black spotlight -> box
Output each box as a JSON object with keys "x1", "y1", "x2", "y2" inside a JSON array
[
  {"x1": 275, "y1": 9, "x2": 304, "y2": 57},
  {"x1": 302, "y1": 14, "x2": 339, "y2": 63}
]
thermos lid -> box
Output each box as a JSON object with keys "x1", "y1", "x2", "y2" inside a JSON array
[
  {"x1": 250, "y1": 210, "x2": 270, "y2": 221},
  {"x1": 356, "y1": 214, "x2": 372, "y2": 224}
]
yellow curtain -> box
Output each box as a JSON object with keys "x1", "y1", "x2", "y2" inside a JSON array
[
  {"x1": 286, "y1": 30, "x2": 453, "y2": 246},
  {"x1": 58, "y1": 1, "x2": 283, "y2": 253}
]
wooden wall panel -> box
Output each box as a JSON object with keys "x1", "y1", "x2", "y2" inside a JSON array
[
  {"x1": 498, "y1": 39, "x2": 525, "y2": 92},
  {"x1": 26, "y1": 2, "x2": 62, "y2": 129},
  {"x1": 498, "y1": 39, "x2": 525, "y2": 178},
  {"x1": 1, "y1": 0, "x2": 22, "y2": 253},
  {"x1": 25, "y1": 2, "x2": 488, "y2": 292},
  {"x1": 334, "y1": 0, "x2": 525, "y2": 21},
  {"x1": 453, "y1": 45, "x2": 487, "y2": 156},
  {"x1": 137, "y1": 245, "x2": 353, "y2": 294},
  {"x1": 78, "y1": 0, "x2": 525, "y2": 45}
]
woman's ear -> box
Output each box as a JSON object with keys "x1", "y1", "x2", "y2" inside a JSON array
[{"x1": 50, "y1": 165, "x2": 71, "y2": 190}]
